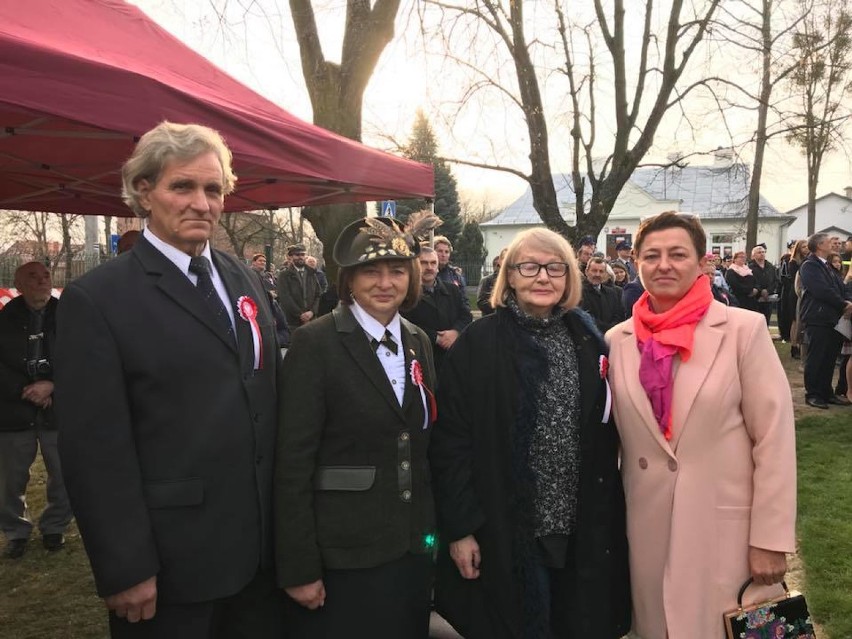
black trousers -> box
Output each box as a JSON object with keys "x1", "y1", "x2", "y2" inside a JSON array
[
  {"x1": 836, "y1": 355, "x2": 850, "y2": 396},
  {"x1": 108, "y1": 572, "x2": 286, "y2": 639},
  {"x1": 758, "y1": 301, "x2": 774, "y2": 327},
  {"x1": 804, "y1": 324, "x2": 843, "y2": 402},
  {"x1": 285, "y1": 552, "x2": 433, "y2": 639}
]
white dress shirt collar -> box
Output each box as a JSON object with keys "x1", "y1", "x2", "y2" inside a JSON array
[
  {"x1": 349, "y1": 301, "x2": 405, "y2": 405},
  {"x1": 349, "y1": 301, "x2": 403, "y2": 346},
  {"x1": 143, "y1": 228, "x2": 214, "y2": 282}
]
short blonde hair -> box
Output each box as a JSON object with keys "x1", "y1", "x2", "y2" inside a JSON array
[
  {"x1": 121, "y1": 121, "x2": 237, "y2": 217},
  {"x1": 433, "y1": 236, "x2": 452, "y2": 251},
  {"x1": 490, "y1": 228, "x2": 582, "y2": 311}
]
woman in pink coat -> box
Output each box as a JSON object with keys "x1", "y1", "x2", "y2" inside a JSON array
[{"x1": 606, "y1": 212, "x2": 797, "y2": 639}]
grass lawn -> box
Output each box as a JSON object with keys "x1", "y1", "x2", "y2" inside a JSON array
[
  {"x1": 0, "y1": 459, "x2": 107, "y2": 638},
  {"x1": 796, "y1": 411, "x2": 852, "y2": 639}
]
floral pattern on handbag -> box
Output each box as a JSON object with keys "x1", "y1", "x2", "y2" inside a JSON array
[{"x1": 724, "y1": 578, "x2": 816, "y2": 639}]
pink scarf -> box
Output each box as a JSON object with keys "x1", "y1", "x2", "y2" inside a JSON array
[
  {"x1": 728, "y1": 262, "x2": 752, "y2": 277},
  {"x1": 632, "y1": 277, "x2": 713, "y2": 440}
]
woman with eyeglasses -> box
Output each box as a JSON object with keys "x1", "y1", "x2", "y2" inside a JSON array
[
  {"x1": 430, "y1": 228, "x2": 631, "y2": 639},
  {"x1": 606, "y1": 212, "x2": 795, "y2": 638}
]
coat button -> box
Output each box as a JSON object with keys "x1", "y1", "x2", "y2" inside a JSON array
[
  {"x1": 400, "y1": 461, "x2": 410, "y2": 470},
  {"x1": 668, "y1": 459, "x2": 678, "y2": 472},
  {"x1": 401, "y1": 490, "x2": 412, "y2": 502},
  {"x1": 638, "y1": 457, "x2": 648, "y2": 469},
  {"x1": 400, "y1": 432, "x2": 410, "y2": 441}
]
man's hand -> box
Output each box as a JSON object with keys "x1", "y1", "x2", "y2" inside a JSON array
[
  {"x1": 843, "y1": 302, "x2": 852, "y2": 318},
  {"x1": 21, "y1": 380, "x2": 54, "y2": 408},
  {"x1": 748, "y1": 546, "x2": 787, "y2": 586},
  {"x1": 285, "y1": 579, "x2": 326, "y2": 609},
  {"x1": 299, "y1": 311, "x2": 314, "y2": 324},
  {"x1": 436, "y1": 330, "x2": 460, "y2": 350},
  {"x1": 104, "y1": 576, "x2": 157, "y2": 623},
  {"x1": 449, "y1": 535, "x2": 481, "y2": 580}
]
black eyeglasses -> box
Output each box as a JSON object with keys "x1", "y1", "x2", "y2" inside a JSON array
[{"x1": 509, "y1": 262, "x2": 570, "y2": 278}]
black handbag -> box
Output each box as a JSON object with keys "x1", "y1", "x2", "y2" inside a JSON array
[{"x1": 723, "y1": 578, "x2": 816, "y2": 638}]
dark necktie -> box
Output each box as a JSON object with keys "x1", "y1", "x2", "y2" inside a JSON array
[
  {"x1": 188, "y1": 256, "x2": 235, "y2": 343},
  {"x1": 371, "y1": 329, "x2": 398, "y2": 355}
]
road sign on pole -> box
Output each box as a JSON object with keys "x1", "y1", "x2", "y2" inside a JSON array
[{"x1": 381, "y1": 200, "x2": 397, "y2": 218}]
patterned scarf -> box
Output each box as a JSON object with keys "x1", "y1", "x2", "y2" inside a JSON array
[{"x1": 632, "y1": 276, "x2": 713, "y2": 440}]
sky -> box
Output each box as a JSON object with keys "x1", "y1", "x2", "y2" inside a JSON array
[{"x1": 128, "y1": 0, "x2": 852, "y2": 215}]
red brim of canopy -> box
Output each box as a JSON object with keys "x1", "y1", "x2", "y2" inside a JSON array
[{"x1": 0, "y1": 0, "x2": 434, "y2": 217}]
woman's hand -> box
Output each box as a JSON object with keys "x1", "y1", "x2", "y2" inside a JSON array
[
  {"x1": 285, "y1": 579, "x2": 326, "y2": 609},
  {"x1": 749, "y1": 546, "x2": 787, "y2": 586},
  {"x1": 450, "y1": 535, "x2": 481, "y2": 580}
]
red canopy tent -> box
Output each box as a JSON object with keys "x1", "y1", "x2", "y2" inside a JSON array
[{"x1": 0, "y1": 0, "x2": 433, "y2": 217}]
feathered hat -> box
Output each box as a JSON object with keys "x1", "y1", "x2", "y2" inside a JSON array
[{"x1": 333, "y1": 211, "x2": 443, "y2": 268}]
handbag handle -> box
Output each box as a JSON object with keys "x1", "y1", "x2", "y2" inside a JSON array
[{"x1": 736, "y1": 578, "x2": 791, "y2": 609}]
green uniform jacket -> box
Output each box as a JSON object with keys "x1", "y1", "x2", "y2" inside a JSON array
[{"x1": 274, "y1": 304, "x2": 437, "y2": 588}]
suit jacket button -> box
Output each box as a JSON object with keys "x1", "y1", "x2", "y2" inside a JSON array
[
  {"x1": 638, "y1": 457, "x2": 648, "y2": 469},
  {"x1": 668, "y1": 459, "x2": 678, "y2": 472},
  {"x1": 401, "y1": 490, "x2": 411, "y2": 502},
  {"x1": 400, "y1": 461, "x2": 410, "y2": 470}
]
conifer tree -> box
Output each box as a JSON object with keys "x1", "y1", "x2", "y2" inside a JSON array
[{"x1": 392, "y1": 111, "x2": 462, "y2": 244}]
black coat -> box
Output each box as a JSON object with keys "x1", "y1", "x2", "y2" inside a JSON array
[
  {"x1": 274, "y1": 305, "x2": 437, "y2": 588},
  {"x1": 402, "y1": 279, "x2": 473, "y2": 372},
  {"x1": 277, "y1": 265, "x2": 321, "y2": 328},
  {"x1": 0, "y1": 295, "x2": 57, "y2": 432},
  {"x1": 800, "y1": 253, "x2": 847, "y2": 326},
  {"x1": 430, "y1": 307, "x2": 631, "y2": 639},
  {"x1": 748, "y1": 259, "x2": 779, "y2": 296},
  {"x1": 725, "y1": 268, "x2": 760, "y2": 312},
  {"x1": 580, "y1": 282, "x2": 625, "y2": 334},
  {"x1": 476, "y1": 272, "x2": 498, "y2": 315},
  {"x1": 55, "y1": 236, "x2": 279, "y2": 603}
]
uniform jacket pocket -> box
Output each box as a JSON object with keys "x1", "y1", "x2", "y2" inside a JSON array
[{"x1": 314, "y1": 466, "x2": 376, "y2": 491}]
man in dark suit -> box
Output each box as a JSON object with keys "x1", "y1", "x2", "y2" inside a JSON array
[
  {"x1": 402, "y1": 246, "x2": 472, "y2": 373},
  {"x1": 581, "y1": 256, "x2": 625, "y2": 333},
  {"x1": 615, "y1": 240, "x2": 637, "y2": 281},
  {"x1": 54, "y1": 122, "x2": 284, "y2": 638},
  {"x1": 277, "y1": 244, "x2": 321, "y2": 333},
  {"x1": 799, "y1": 232, "x2": 852, "y2": 409}
]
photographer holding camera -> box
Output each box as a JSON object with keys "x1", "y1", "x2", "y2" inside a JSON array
[{"x1": 0, "y1": 262, "x2": 71, "y2": 559}]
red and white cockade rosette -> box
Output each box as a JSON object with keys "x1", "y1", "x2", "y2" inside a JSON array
[
  {"x1": 237, "y1": 296, "x2": 263, "y2": 370},
  {"x1": 409, "y1": 359, "x2": 437, "y2": 430},
  {"x1": 600, "y1": 354, "x2": 612, "y2": 424}
]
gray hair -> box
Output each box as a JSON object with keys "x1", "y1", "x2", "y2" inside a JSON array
[
  {"x1": 807, "y1": 232, "x2": 829, "y2": 253},
  {"x1": 121, "y1": 121, "x2": 237, "y2": 217}
]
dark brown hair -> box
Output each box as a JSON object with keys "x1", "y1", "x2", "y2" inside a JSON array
[
  {"x1": 633, "y1": 211, "x2": 706, "y2": 257},
  {"x1": 337, "y1": 259, "x2": 422, "y2": 312}
]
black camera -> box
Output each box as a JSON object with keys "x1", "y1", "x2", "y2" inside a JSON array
[{"x1": 26, "y1": 358, "x2": 52, "y2": 379}]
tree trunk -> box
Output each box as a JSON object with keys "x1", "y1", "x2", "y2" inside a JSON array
[
  {"x1": 288, "y1": 0, "x2": 402, "y2": 269},
  {"x1": 747, "y1": 0, "x2": 773, "y2": 253}
]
